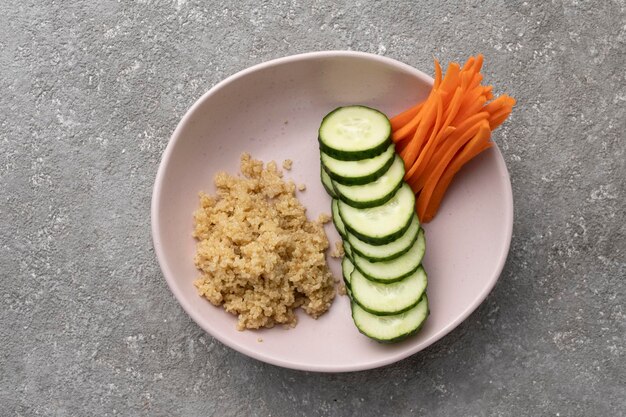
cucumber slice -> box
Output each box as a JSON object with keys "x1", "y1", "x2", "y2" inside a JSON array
[
  {"x1": 351, "y1": 267, "x2": 427, "y2": 315},
  {"x1": 318, "y1": 106, "x2": 391, "y2": 161},
  {"x1": 353, "y1": 229, "x2": 426, "y2": 283},
  {"x1": 342, "y1": 256, "x2": 354, "y2": 289},
  {"x1": 338, "y1": 183, "x2": 415, "y2": 245},
  {"x1": 343, "y1": 240, "x2": 354, "y2": 261},
  {"x1": 321, "y1": 167, "x2": 337, "y2": 198},
  {"x1": 321, "y1": 144, "x2": 395, "y2": 185},
  {"x1": 331, "y1": 199, "x2": 346, "y2": 238},
  {"x1": 351, "y1": 295, "x2": 429, "y2": 343},
  {"x1": 332, "y1": 155, "x2": 405, "y2": 209},
  {"x1": 348, "y1": 213, "x2": 420, "y2": 262}
]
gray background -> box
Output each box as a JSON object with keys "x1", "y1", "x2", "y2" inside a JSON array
[{"x1": 1, "y1": 0, "x2": 624, "y2": 416}]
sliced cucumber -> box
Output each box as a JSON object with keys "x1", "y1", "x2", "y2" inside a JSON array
[
  {"x1": 342, "y1": 256, "x2": 354, "y2": 289},
  {"x1": 332, "y1": 155, "x2": 405, "y2": 209},
  {"x1": 331, "y1": 199, "x2": 346, "y2": 238},
  {"x1": 347, "y1": 213, "x2": 420, "y2": 262},
  {"x1": 321, "y1": 167, "x2": 337, "y2": 198},
  {"x1": 353, "y1": 228, "x2": 426, "y2": 283},
  {"x1": 318, "y1": 106, "x2": 391, "y2": 161},
  {"x1": 343, "y1": 240, "x2": 354, "y2": 261},
  {"x1": 338, "y1": 183, "x2": 415, "y2": 245},
  {"x1": 351, "y1": 267, "x2": 427, "y2": 315},
  {"x1": 321, "y1": 143, "x2": 395, "y2": 185},
  {"x1": 317, "y1": 105, "x2": 430, "y2": 343},
  {"x1": 352, "y1": 295, "x2": 429, "y2": 343}
]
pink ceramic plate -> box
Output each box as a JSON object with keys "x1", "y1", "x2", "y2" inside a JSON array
[{"x1": 151, "y1": 51, "x2": 513, "y2": 372}]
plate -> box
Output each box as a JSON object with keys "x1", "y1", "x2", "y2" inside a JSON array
[{"x1": 151, "y1": 51, "x2": 513, "y2": 372}]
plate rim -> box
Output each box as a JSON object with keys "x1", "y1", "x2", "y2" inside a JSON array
[{"x1": 151, "y1": 50, "x2": 514, "y2": 372}]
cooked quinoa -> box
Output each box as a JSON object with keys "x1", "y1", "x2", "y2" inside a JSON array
[
  {"x1": 317, "y1": 213, "x2": 331, "y2": 224},
  {"x1": 337, "y1": 283, "x2": 347, "y2": 296},
  {"x1": 193, "y1": 153, "x2": 336, "y2": 330},
  {"x1": 330, "y1": 241, "x2": 344, "y2": 258}
]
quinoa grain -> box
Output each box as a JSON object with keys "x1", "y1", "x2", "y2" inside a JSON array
[{"x1": 193, "y1": 154, "x2": 335, "y2": 330}]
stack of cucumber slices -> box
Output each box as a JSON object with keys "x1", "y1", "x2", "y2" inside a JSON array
[{"x1": 319, "y1": 105, "x2": 430, "y2": 343}]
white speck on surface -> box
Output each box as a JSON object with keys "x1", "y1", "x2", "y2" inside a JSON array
[
  {"x1": 590, "y1": 185, "x2": 618, "y2": 201},
  {"x1": 125, "y1": 334, "x2": 144, "y2": 353}
]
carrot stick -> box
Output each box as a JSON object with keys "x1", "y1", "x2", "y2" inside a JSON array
[
  {"x1": 483, "y1": 85, "x2": 494, "y2": 100},
  {"x1": 402, "y1": 92, "x2": 442, "y2": 168},
  {"x1": 482, "y1": 95, "x2": 512, "y2": 115},
  {"x1": 452, "y1": 95, "x2": 487, "y2": 126},
  {"x1": 392, "y1": 111, "x2": 422, "y2": 143},
  {"x1": 405, "y1": 94, "x2": 464, "y2": 192},
  {"x1": 442, "y1": 87, "x2": 464, "y2": 126},
  {"x1": 434, "y1": 59, "x2": 442, "y2": 88},
  {"x1": 393, "y1": 88, "x2": 441, "y2": 142},
  {"x1": 454, "y1": 85, "x2": 484, "y2": 118},
  {"x1": 469, "y1": 73, "x2": 483, "y2": 89},
  {"x1": 472, "y1": 54, "x2": 484, "y2": 74},
  {"x1": 400, "y1": 92, "x2": 439, "y2": 169},
  {"x1": 488, "y1": 106, "x2": 513, "y2": 130},
  {"x1": 390, "y1": 102, "x2": 424, "y2": 131},
  {"x1": 396, "y1": 135, "x2": 410, "y2": 153},
  {"x1": 389, "y1": 55, "x2": 515, "y2": 222},
  {"x1": 450, "y1": 111, "x2": 489, "y2": 134},
  {"x1": 439, "y1": 62, "x2": 461, "y2": 93},
  {"x1": 422, "y1": 137, "x2": 493, "y2": 222},
  {"x1": 460, "y1": 71, "x2": 472, "y2": 91},
  {"x1": 462, "y1": 56, "x2": 475, "y2": 71},
  {"x1": 441, "y1": 126, "x2": 456, "y2": 139},
  {"x1": 411, "y1": 120, "x2": 487, "y2": 192},
  {"x1": 405, "y1": 93, "x2": 445, "y2": 183}
]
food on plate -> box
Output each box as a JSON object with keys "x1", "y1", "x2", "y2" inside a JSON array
[
  {"x1": 351, "y1": 295, "x2": 429, "y2": 343},
  {"x1": 319, "y1": 106, "x2": 392, "y2": 160},
  {"x1": 330, "y1": 241, "x2": 344, "y2": 258},
  {"x1": 337, "y1": 183, "x2": 416, "y2": 244},
  {"x1": 318, "y1": 105, "x2": 430, "y2": 343},
  {"x1": 390, "y1": 54, "x2": 516, "y2": 222},
  {"x1": 193, "y1": 153, "x2": 335, "y2": 330}
]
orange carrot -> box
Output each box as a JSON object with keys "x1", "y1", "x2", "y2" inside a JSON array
[
  {"x1": 441, "y1": 125, "x2": 456, "y2": 139},
  {"x1": 404, "y1": 93, "x2": 444, "y2": 181},
  {"x1": 400, "y1": 92, "x2": 440, "y2": 169},
  {"x1": 442, "y1": 87, "x2": 464, "y2": 126},
  {"x1": 451, "y1": 111, "x2": 490, "y2": 135},
  {"x1": 392, "y1": 111, "x2": 422, "y2": 143},
  {"x1": 455, "y1": 86, "x2": 485, "y2": 116},
  {"x1": 469, "y1": 73, "x2": 483, "y2": 89},
  {"x1": 390, "y1": 102, "x2": 423, "y2": 131},
  {"x1": 483, "y1": 85, "x2": 494, "y2": 100},
  {"x1": 422, "y1": 136, "x2": 493, "y2": 222},
  {"x1": 460, "y1": 71, "x2": 470, "y2": 91},
  {"x1": 396, "y1": 137, "x2": 409, "y2": 153},
  {"x1": 411, "y1": 120, "x2": 487, "y2": 192},
  {"x1": 462, "y1": 56, "x2": 475, "y2": 71},
  {"x1": 393, "y1": 88, "x2": 441, "y2": 142},
  {"x1": 488, "y1": 106, "x2": 513, "y2": 130},
  {"x1": 439, "y1": 62, "x2": 461, "y2": 93},
  {"x1": 434, "y1": 59, "x2": 442, "y2": 88},
  {"x1": 452, "y1": 95, "x2": 487, "y2": 126},
  {"x1": 482, "y1": 94, "x2": 508, "y2": 114},
  {"x1": 389, "y1": 55, "x2": 514, "y2": 222},
  {"x1": 472, "y1": 54, "x2": 484, "y2": 74}
]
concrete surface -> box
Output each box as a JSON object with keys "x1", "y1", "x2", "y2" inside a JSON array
[{"x1": 1, "y1": 0, "x2": 624, "y2": 416}]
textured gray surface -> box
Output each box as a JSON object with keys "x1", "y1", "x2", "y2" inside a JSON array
[{"x1": 1, "y1": 0, "x2": 624, "y2": 416}]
